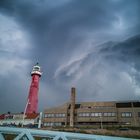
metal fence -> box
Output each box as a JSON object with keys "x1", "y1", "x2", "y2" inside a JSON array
[{"x1": 0, "y1": 127, "x2": 138, "y2": 140}]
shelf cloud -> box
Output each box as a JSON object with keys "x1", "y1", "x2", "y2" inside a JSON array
[{"x1": 0, "y1": 0, "x2": 140, "y2": 113}]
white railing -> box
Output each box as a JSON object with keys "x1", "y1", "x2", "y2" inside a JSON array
[{"x1": 0, "y1": 127, "x2": 138, "y2": 140}]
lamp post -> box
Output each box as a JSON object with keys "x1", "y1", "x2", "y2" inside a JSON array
[
  {"x1": 100, "y1": 114, "x2": 103, "y2": 129},
  {"x1": 22, "y1": 99, "x2": 30, "y2": 127},
  {"x1": 38, "y1": 112, "x2": 42, "y2": 128}
]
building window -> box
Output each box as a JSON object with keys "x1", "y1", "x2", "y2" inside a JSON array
[
  {"x1": 62, "y1": 114, "x2": 65, "y2": 117},
  {"x1": 93, "y1": 106, "x2": 114, "y2": 109},
  {"x1": 44, "y1": 113, "x2": 65, "y2": 118},
  {"x1": 44, "y1": 122, "x2": 62, "y2": 127},
  {"x1": 54, "y1": 122, "x2": 62, "y2": 126},
  {"x1": 55, "y1": 113, "x2": 65, "y2": 118},
  {"x1": 112, "y1": 112, "x2": 116, "y2": 116},
  {"x1": 78, "y1": 113, "x2": 82, "y2": 117},
  {"x1": 97, "y1": 113, "x2": 101, "y2": 116},
  {"x1": 108, "y1": 113, "x2": 112, "y2": 117},
  {"x1": 121, "y1": 112, "x2": 132, "y2": 117},
  {"x1": 84, "y1": 113, "x2": 90, "y2": 117},
  {"x1": 103, "y1": 112, "x2": 116, "y2": 117},
  {"x1": 78, "y1": 113, "x2": 90, "y2": 117},
  {"x1": 138, "y1": 112, "x2": 140, "y2": 117},
  {"x1": 44, "y1": 122, "x2": 54, "y2": 126},
  {"x1": 95, "y1": 113, "x2": 102, "y2": 117},
  {"x1": 44, "y1": 114, "x2": 54, "y2": 118},
  {"x1": 104, "y1": 113, "x2": 108, "y2": 117},
  {"x1": 95, "y1": 113, "x2": 99, "y2": 117},
  {"x1": 78, "y1": 112, "x2": 116, "y2": 117},
  {"x1": 91, "y1": 113, "x2": 102, "y2": 117},
  {"x1": 91, "y1": 113, "x2": 95, "y2": 117}
]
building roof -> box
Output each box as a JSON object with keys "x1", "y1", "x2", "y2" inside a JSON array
[
  {"x1": 44, "y1": 100, "x2": 140, "y2": 111},
  {"x1": 44, "y1": 103, "x2": 69, "y2": 112},
  {"x1": 25, "y1": 113, "x2": 39, "y2": 119},
  {"x1": 0, "y1": 114, "x2": 5, "y2": 120},
  {"x1": 0, "y1": 113, "x2": 39, "y2": 120}
]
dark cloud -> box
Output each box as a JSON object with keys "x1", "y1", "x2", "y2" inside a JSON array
[
  {"x1": 54, "y1": 34, "x2": 140, "y2": 101},
  {"x1": 0, "y1": 0, "x2": 140, "y2": 113}
]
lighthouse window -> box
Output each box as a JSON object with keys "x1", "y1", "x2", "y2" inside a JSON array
[{"x1": 33, "y1": 67, "x2": 40, "y2": 71}]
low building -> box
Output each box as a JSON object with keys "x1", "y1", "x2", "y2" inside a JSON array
[
  {"x1": 43, "y1": 87, "x2": 140, "y2": 128},
  {"x1": 0, "y1": 113, "x2": 39, "y2": 127}
]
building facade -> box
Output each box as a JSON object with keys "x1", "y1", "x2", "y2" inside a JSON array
[
  {"x1": 43, "y1": 88, "x2": 140, "y2": 127},
  {"x1": 0, "y1": 113, "x2": 39, "y2": 126}
]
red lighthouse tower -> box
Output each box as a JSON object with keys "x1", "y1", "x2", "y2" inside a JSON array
[{"x1": 26, "y1": 63, "x2": 42, "y2": 114}]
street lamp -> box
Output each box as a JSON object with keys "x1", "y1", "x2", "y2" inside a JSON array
[
  {"x1": 100, "y1": 113, "x2": 103, "y2": 129},
  {"x1": 22, "y1": 99, "x2": 30, "y2": 127},
  {"x1": 38, "y1": 112, "x2": 43, "y2": 128}
]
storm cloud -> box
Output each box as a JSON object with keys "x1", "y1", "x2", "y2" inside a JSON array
[{"x1": 0, "y1": 0, "x2": 140, "y2": 113}]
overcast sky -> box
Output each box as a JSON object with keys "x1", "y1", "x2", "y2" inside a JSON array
[{"x1": 0, "y1": 0, "x2": 140, "y2": 113}]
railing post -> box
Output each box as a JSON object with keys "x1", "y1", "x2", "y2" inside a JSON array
[
  {"x1": 14, "y1": 130, "x2": 34, "y2": 140},
  {"x1": 53, "y1": 134, "x2": 68, "y2": 140},
  {"x1": 0, "y1": 133, "x2": 5, "y2": 140}
]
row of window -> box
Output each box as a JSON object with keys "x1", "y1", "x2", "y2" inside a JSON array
[
  {"x1": 44, "y1": 113, "x2": 65, "y2": 118},
  {"x1": 78, "y1": 112, "x2": 137, "y2": 118},
  {"x1": 80, "y1": 106, "x2": 115, "y2": 109},
  {"x1": 44, "y1": 112, "x2": 140, "y2": 118},
  {"x1": 121, "y1": 112, "x2": 132, "y2": 117},
  {"x1": 78, "y1": 112, "x2": 116, "y2": 117},
  {"x1": 44, "y1": 122, "x2": 62, "y2": 126}
]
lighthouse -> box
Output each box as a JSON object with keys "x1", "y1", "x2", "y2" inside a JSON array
[{"x1": 26, "y1": 63, "x2": 42, "y2": 114}]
